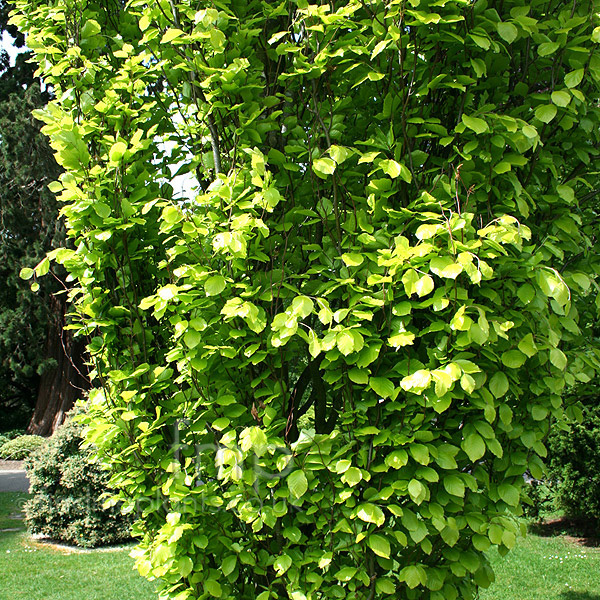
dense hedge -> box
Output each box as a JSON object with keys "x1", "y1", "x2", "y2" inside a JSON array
[
  {"x1": 24, "y1": 411, "x2": 133, "y2": 548},
  {"x1": 11, "y1": 0, "x2": 600, "y2": 599}
]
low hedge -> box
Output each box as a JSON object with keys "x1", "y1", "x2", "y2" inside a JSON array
[{"x1": 0, "y1": 434, "x2": 45, "y2": 460}]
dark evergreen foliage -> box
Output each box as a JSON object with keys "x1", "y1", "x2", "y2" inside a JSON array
[{"x1": 0, "y1": 2, "x2": 69, "y2": 430}]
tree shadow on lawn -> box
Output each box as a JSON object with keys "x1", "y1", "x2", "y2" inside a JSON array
[
  {"x1": 560, "y1": 593, "x2": 600, "y2": 600},
  {"x1": 529, "y1": 516, "x2": 600, "y2": 548}
]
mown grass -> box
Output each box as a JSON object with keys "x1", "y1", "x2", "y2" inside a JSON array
[
  {"x1": 480, "y1": 533, "x2": 600, "y2": 600},
  {"x1": 0, "y1": 492, "x2": 157, "y2": 600}
]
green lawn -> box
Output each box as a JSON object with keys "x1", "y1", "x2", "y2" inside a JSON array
[
  {"x1": 2, "y1": 492, "x2": 599, "y2": 600},
  {"x1": 0, "y1": 492, "x2": 157, "y2": 600},
  {"x1": 480, "y1": 533, "x2": 600, "y2": 600}
]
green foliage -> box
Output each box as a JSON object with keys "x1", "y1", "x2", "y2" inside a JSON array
[
  {"x1": 0, "y1": 429, "x2": 24, "y2": 449},
  {"x1": 24, "y1": 410, "x2": 133, "y2": 548},
  {"x1": 10, "y1": 0, "x2": 600, "y2": 599},
  {"x1": 0, "y1": 434, "x2": 45, "y2": 460},
  {"x1": 521, "y1": 479, "x2": 556, "y2": 522},
  {"x1": 547, "y1": 399, "x2": 600, "y2": 522}
]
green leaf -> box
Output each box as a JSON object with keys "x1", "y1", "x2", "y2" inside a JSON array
[
  {"x1": 337, "y1": 330, "x2": 355, "y2": 356},
  {"x1": 461, "y1": 114, "x2": 488, "y2": 134},
  {"x1": 94, "y1": 202, "x2": 111, "y2": 218},
  {"x1": 205, "y1": 579, "x2": 222, "y2": 597},
  {"x1": 379, "y1": 159, "x2": 411, "y2": 182},
  {"x1": 341, "y1": 253, "x2": 364, "y2": 267},
  {"x1": 435, "y1": 445, "x2": 458, "y2": 470},
  {"x1": 517, "y1": 283, "x2": 535, "y2": 304},
  {"x1": 161, "y1": 28, "x2": 185, "y2": 44},
  {"x1": 444, "y1": 475, "x2": 465, "y2": 497},
  {"x1": 564, "y1": 69, "x2": 584, "y2": 88},
  {"x1": 385, "y1": 449, "x2": 408, "y2": 469},
  {"x1": 240, "y1": 426, "x2": 268, "y2": 456},
  {"x1": 408, "y1": 479, "x2": 426, "y2": 504},
  {"x1": 400, "y1": 370, "x2": 431, "y2": 394},
  {"x1": 329, "y1": 145, "x2": 351, "y2": 164},
  {"x1": 551, "y1": 91, "x2": 571, "y2": 107},
  {"x1": 342, "y1": 466, "x2": 363, "y2": 486},
  {"x1": 535, "y1": 104, "x2": 557, "y2": 123},
  {"x1": 288, "y1": 470, "x2": 308, "y2": 499},
  {"x1": 498, "y1": 483, "x2": 519, "y2": 506},
  {"x1": 399, "y1": 565, "x2": 426, "y2": 589},
  {"x1": 184, "y1": 330, "x2": 201, "y2": 349},
  {"x1": 20, "y1": 267, "x2": 34, "y2": 280},
  {"x1": 489, "y1": 372, "x2": 509, "y2": 398},
  {"x1": 389, "y1": 332, "x2": 415, "y2": 348},
  {"x1": 348, "y1": 368, "x2": 369, "y2": 384},
  {"x1": 409, "y1": 444, "x2": 430, "y2": 465},
  {"x1": 274, "y1": 554, "x2": 292, "y2": 576},
  {"x1": 538, "y1": 41, "x2": 560, "y2": 56},
  {"x1": 368, "y1": 534, "x2": 391, "y2": 558},
  {"x1": 497, "y1": 22, "x2": 518, "y2": 44},
  {"x1": 501, "y1": 350, "x2": 527, "y2": 369},
  {"x1": 369, "y1": 376, "x2": 395, "y2": 399},
  {"x1": 308, "y1": 330, "x2": 321, "y2": 358},
  {"x1": 415, "y1": 274, "x2": 434, "y2": 297},
  {"x1": 402, "y1": 269, "x2": 419, "y2": 296},
  {"x1": 318, "y1": 552, "x2": 333, "y2": 569},
  {"x1": 430, "y1": 256, "x2": 463, "y2": 279},
  {"x1": 312, "y1": 157, "x2": 336, "y2": 178},
  {"x1": 549, "y1": 348, "x2": 567, "y2": 370},
  {"x1": 205, "y1": 275, "x2": 226, "y2": 296},
  {"x1": 109, "y1": 141, "x2": 127, "y2": 163},
  {"x1": 335, "y1": 567, "x2": 358, "y2": 582},
  {"x1": 376, "y1": 578, "x2": 396, "y2": 595},
  {"x1": 356, "y1": 503, "x2": 385, "y2": 526},
  {"x1": 462, "y1": 433, "x2": 486, "y2": 462},
  {"x1": 178, "y1": 556, "x2": 193, "y2": 577},
  {"x1": 222, "y1": 555, "x2": 237, "y2": 577},
  {"x1": 518, "y1": 334, "x2": 538, "y2": 358}
]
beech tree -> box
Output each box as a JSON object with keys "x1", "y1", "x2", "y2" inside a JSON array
[{"x1": 11, "y1": 1, "x2": 600, "y2": 599}]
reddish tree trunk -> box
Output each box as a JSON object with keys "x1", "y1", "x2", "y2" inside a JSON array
[{"x1": 26, "y1": 295, "x2": 89, "y2": 436}]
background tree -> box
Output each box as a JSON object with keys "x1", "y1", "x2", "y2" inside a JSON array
[
  {"x1": 0, "y1": 1, "x2": 88, "y2": 433},
  {"x1": 11, "y1": 1, "x2": 600, "y2": 599}
]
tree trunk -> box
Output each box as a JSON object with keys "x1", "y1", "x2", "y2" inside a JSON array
[{"x1": 26, "y1": 294, "x2": 89, "y2": 436}]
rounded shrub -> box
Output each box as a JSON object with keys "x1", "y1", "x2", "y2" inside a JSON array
[
  {"x1": 24, "y1": 410, "x2": 133, "y2": 548},
  {"x1": 0, "y1": 434, "x2": 45, "y2": 460}
]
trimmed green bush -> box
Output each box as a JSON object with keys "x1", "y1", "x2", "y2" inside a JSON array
[
  {"x1": 0, "y1": 434, "x2": 45, "y2": 460},
  {"x1": 24, "y1": 411, "x2": 133, "y2": 548}
]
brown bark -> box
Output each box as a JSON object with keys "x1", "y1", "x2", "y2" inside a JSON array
[{"x1": 26, "y1": 294, "x2": 89, "y2": 436}]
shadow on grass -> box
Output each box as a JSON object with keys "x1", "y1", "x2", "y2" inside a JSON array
[
  {"x1": 560, "y1": 593, "x2": 600, "y2": 600},
  {"x1": 529, "y1": 516, "x2": 600, "y2": 548}
]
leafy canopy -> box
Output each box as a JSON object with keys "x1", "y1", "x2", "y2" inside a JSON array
[{"x1": 10, "y1": 0, "x2": 600, "y2": 599}]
